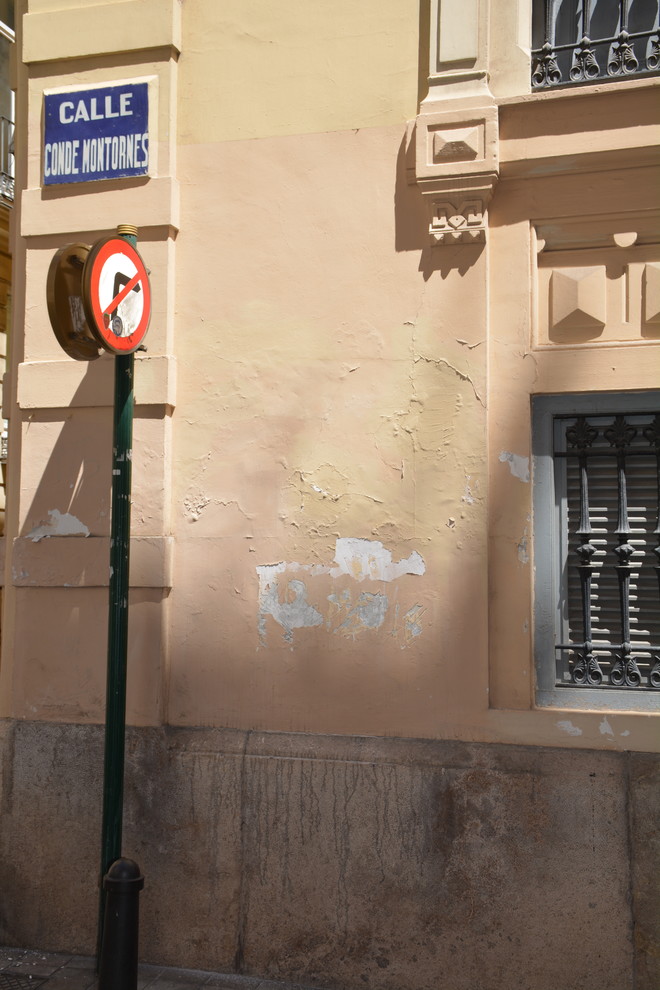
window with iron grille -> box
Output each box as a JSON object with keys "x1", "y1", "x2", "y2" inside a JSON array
[
  {"x1": 532, "y1": 0, "x2": 660, "y2": 89},
  {"x1": 533, "y1": 392, "x2": 660, "y2": 710}
]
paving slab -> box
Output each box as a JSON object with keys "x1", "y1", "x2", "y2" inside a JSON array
[{"x1": 0, "y1": 949, "x2": 319, "y2": 990}]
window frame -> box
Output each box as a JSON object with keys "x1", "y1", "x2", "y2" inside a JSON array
[{"x1": 532, "y1": 389, "x2": 660, "y2": 712}]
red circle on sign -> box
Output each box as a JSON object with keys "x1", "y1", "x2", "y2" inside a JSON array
[{"x1": 82, "y1": 236, "x2": 151, "y2": 354}]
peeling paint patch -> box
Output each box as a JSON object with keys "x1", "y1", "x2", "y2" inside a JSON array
[
  {"x1": 518, "y1": 528, "x2": 529, "y2": 565},
  {"x1": 334, "y1": 591, "x2": 388, "y2": 638},
  {"x1": 257, "y1": 539, "x2": 425, "y2": 645},
  {"x1": 599, "y1": 717, "x2": 614, "y2": 737},
  {"x1": 461, "y1": 475, "x2": 475, "y2": 504},
  {"x1": 257, "y1": 564, "x2": 323, "y2": 644},
  {"x1": 403, "y1": 605, "x2": 424, "y2": 642},
  {"x1": 499, "y1": 451, "x2": 530, "y2": 483},
  {"x1": 27, "y1": 510, "x2": 90, "y2": 542},
  {"x1": 556, "y1": 719, "x2": 582, "y2": 737},
  {"x1": 327, "y1": 588, "x2": 351, "y2": 626},
  {"x1": 183, "y1": 490, "x2": 211, "y2": 521},
  {"x1": 330, "y1": 538, "x2": 425, "y2": 582}
]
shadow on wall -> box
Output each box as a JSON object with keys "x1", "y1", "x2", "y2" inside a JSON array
[
  {"x1": 20, "y1": 359, "x2": 163, "y2": 539},
  {"x1": 393, "y1": 129, "x2": 485, "y2": 281},
  {"x1": 13, "y1": 360, "x2": 169, "y2": 721}
]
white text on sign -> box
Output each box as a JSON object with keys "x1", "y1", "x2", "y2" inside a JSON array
[
  {"x1": 58, "y1": 92, "x2": 135, "y2": 124},
  {"x1": 44, "y1": 135, "x2": 148, "y2": 180}
]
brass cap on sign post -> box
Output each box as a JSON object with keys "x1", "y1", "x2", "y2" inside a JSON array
[{"x1": 116, "y1": 224, "x2": 138, "y2": 237}]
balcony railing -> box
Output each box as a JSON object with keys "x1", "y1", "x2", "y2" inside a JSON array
[
  {"x1": 532, "y1": 0, "x2": 660, "y2": 88},
  {"x1": 0, "y1": 115, "x2": 13, "y2": 202}
]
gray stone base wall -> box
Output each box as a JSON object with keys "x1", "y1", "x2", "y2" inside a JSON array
[{"x1": 0, "y1": 720, "x2": 658, "y2": 990}]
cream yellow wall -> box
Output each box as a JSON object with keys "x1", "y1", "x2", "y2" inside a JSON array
[
  {"x1": 179, "y1": 0, "x2": 421, "y2": 142},
  {"x1": 170, "y1": 117, "x2": 489, "y2": 737},
  {"x1": 0, "y1": 0, "x2": 658, "y2": 754}
]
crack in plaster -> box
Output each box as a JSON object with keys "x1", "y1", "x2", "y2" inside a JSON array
[
  {"x1": 286, "y1": 467, "x2": 384, "y2": 515},
  {"x1": 456, "y1": 338, "x2": 484, "y2": 349},
  {"x1": 302, "y1": 474, "x2": 384, "y2": 506},
  {"x1": 183, "y1": 491, "x2": 253, "y2": 523},
  {"x1": 414, "y1": 353, "x2": 486, "y2": 408}
]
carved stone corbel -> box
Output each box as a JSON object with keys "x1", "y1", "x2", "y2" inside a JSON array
[{"x1": 411, "y1": 102, "x2": 499, "y2": 247}]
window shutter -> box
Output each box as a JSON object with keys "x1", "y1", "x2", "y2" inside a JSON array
[{"x1": 556, "y1": 412, "x2": 660, "y2": 690}]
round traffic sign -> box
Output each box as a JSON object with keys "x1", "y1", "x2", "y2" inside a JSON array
[{"x1": 82, "y1": 236, "x2": 151, "y2": 354}]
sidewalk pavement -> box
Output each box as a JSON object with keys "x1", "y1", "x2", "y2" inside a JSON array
[{"x1": 0, "y1": 948, "x2": 320, "y2": 990}]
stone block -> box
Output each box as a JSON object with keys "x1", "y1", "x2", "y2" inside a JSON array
[
  {"x1": 629, "y1": 753, "x2": 660, "y2": 990},
  {"x1": 1, "y1": 723, "x2": 655, "y2": 989},
  {"x1": 550, "y1": 266, "x2": 606, "y2": 337},
  {"x1": 237, "y1": 744, "x2": 632, "y2": 990},
  {"x1": 122, "y1": 728, "x2": 244, "y2": 971},
  {"x1": 0, "y1": 721, "x2": 103, "y2": 953},
  {"x1": 643, "y1": 263, "x2": 660, "y2": 324}
]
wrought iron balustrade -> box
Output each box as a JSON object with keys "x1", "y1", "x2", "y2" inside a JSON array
[
  {"x1": 554, "y1": 412, "x2": 660, "y2": 690},
  {"x1": 0, "y1": 114, "x2": 13, "y2": 202},
  {"x1": 532, "y1": 0, "x2": 660, "y2": 88}
]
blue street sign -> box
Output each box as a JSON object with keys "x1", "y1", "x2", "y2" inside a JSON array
[{"x1": 43, "y1": 82, "x2": 149, "y2": 186}]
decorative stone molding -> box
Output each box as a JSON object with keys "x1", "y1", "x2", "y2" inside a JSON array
[
  {"x1": 409, "y1": 0, "x2": 498, "y2": 247},
  {"x1": 427, "y1": 0, "x2": 488, "y2": 94},
  {"x1": 644, "y1": 263, "x2": 660, "y2": 324},
  {"x1": 411, "y1": 103, "x2": 499, "y2": 246},
  {"x1": 534, "y1": 215, "x2": 660, "y2": 345},
  {"x1": 429, "y1": 198, "x2": 486, "y2": 245},
  {"x1": 550, "y1": 267, "x2": 607, "y2": 335}
]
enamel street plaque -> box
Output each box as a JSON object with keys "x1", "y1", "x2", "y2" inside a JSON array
[
  {"x1": 82, "y1": 236, "x2": 151, "y2": 354},
  {"x1": 43, "y1": 82, "x2": 149, "y2": 185}
]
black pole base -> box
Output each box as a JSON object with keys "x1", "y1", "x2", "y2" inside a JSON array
[{"x1": 98, "y1": 858, "x2": 144, "y2": 990}]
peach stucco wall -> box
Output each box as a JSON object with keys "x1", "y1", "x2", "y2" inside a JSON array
[{"x1": 0, "y1": 0, "x2": 658, "y2": 753}]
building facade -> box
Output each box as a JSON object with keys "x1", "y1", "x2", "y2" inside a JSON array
[{"x1": 0, "y1": 1, "x2": 659, "y2": 988}]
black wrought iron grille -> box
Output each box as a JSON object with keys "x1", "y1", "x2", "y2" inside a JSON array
[
  {"x1": 553, "y1": 411, "x2": 660, "y2": 689},
  {"x1": 532, "y1": 0, "x2": 660, "y2": 88}
]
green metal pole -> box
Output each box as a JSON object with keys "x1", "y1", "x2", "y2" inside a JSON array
[{"x1": 98, "y1": 225, "x2": 137, "y2": 958}]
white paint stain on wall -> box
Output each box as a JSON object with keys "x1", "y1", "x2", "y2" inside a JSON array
[
  {"x1": 333, "y1": 591, "x2": 389, "y2": 639},
  {"x1": 499, "y1": 451, "x2": 530, "y2": 483},
  {"x1": 330, "y1": 538, "x2": 425, "y2": 582},
  {"x1": 257, "y1": 539, "x2": 426, "y2": 645},
  {"x1": 556, "y1": 719, "x2": 583, "y2": 737},
  {"x1": 257, "y1": 563, "x2": 324, "y2": 644},
  {"x1": 27, "y1": 510, "x2": 90, "y2": 542},
  {"x1": 599, "y1": 717, "x2": 614, "y2": 737}
]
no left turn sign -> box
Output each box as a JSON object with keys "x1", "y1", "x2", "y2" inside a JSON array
[{"x1": 82, "y1": 235, "x2": 151, "y2": 353}]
